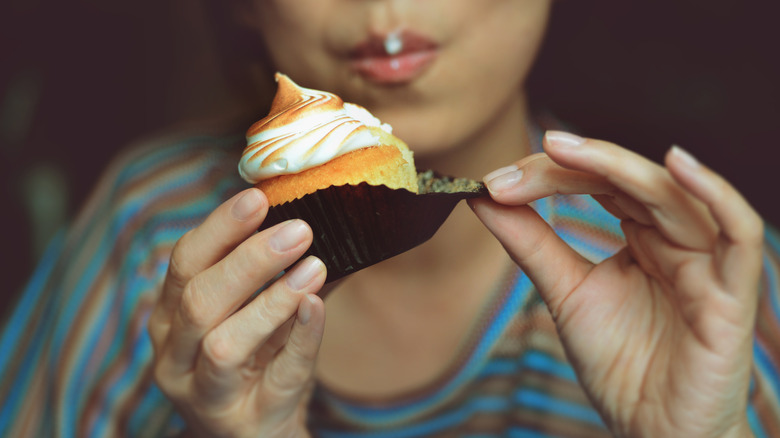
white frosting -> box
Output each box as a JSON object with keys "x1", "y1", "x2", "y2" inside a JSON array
[
  {"x1": 239, "y1": 75, "x2": 393, "y2": 184},
  {"x1": 384, "y1": 30, "x2": 403, "y2": 55}
]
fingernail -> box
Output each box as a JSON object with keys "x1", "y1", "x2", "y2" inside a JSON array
[
  {"x1": 270, "y1": 220, "x2": 309, "y2": 252},
  {"x1": 671, "y1": 145, "x2": 700, "y2": 169},
  {"x1": 546, "y1": 130, "x2": 585, "y2": 147},
  {"x1": 485, "y1": 168, "x2": 523, "y2": 194},
  {"x1": 483, "y1": 164, "x2": 519, "y2": 183},
  {"x1": 287, "y1": 257, "x2": 325, "y2": 291},
  {"x1": 231, "y1": 189, "x2": 263, "y2": 221},
  {"x1": 297, "y1": 295, "x2": 318, "y2": 325}
]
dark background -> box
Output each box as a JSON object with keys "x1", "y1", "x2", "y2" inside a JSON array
[{"x1": 1, "y1": 0, "x2": 779, "y2": 312}]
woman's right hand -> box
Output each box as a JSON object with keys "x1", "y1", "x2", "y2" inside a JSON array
[{"x1": 147, "y1": 188, "x2": 327, "y2": 438}]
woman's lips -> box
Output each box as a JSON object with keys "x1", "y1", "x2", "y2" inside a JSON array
[{"x1": 348, "y1": 31, "x2": 438, "y2": 85}]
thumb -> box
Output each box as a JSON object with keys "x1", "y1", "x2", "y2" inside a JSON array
[{"x1": 469, "y1": 197, "x2": 593, "y2": 316}]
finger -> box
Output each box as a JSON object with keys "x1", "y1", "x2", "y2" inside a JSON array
[
  {"x1": 265, "y1": 294, "x2": 326, "y2": 397},
  {"x1": 149, "y1": 189, "x2": 268, "y2": 350},
  {"x1": 665, "y1": 146, "x2": 764, "y2": 295},
  {"x1": 469, "y1": 197, "x2": 593, "y2": 319},
  {"x1": 483, "y1": 153, "x2": 654, "y2": 225},
  {"x1": 162, "y1": 220, "x2": 313, "y2": 375},
  {"x1": 543, "y1": 131, "x2": 719, "y2": 250},
  {"x1": 484, "y1": 153, "x2": 612, "y2": 205},
  {"x1": 195, "y1": 256, "x2": 326, "y2": 390},
  {"x1": 158, "y1": 189, "x2": 269, "y2": 320}
]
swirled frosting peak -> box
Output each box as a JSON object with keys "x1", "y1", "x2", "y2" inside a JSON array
[{"x1": 239, "y1": 73, "x2": 393, "y2": 184}]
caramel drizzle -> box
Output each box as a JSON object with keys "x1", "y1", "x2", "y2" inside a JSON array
[{"x1": 243, "y1": 74, "x2": 370, "y2": 167}]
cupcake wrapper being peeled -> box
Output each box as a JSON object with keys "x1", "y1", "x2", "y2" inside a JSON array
[{"x1": 259, "y1": 174, "x2": 487, "y2": 282}]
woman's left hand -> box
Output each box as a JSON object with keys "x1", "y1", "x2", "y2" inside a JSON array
[{"x1": 470, "y1": 131, "x2": 763, "y2": 438}]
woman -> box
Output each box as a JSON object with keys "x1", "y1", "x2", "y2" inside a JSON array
[{"x1": 2, "y1": 0, "x2": 779, "y2": 437}]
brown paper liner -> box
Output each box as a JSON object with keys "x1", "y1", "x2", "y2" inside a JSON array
[{"x1": 259, "y1": 171, "x2": 487, "y2": 282}]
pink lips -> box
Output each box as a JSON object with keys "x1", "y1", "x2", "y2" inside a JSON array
[{"x1": 349, "y1": 31, "x2": 438, "y2": 85}]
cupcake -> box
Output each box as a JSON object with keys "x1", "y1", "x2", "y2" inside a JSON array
[
  {"x1": 239, "y1": 73, "x2": 485, "y2": 282},
  {"x1": 239, "y1": 73, "x2": 418, "y2": 206}
]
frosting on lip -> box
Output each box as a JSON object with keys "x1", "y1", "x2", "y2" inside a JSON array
[
  {"x1": 349, "y1": 31, "x2": 437, "y2": 59},
  {"x1": 239, "y1": 73, "x2": 393, "y2": 184},
  {"x1": 348, "y1": 31, "x2": 438, "y2": 84}
]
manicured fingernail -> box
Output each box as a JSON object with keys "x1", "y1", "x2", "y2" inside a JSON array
[
  {"x1": 485, "y1": 167, "x2": 523, "y2": 194},
  {"x1": 546, "y1": 130, "x2": 585, "y2": 147},
  {"x1": 270, "y1": 220, "x2": 309, "y2": 252},
  {"x1": 231, "y1": 189, "x2": 263, "y2": 221},
  {"x1": 287, "y1": 257, "x2": 325, "y2": 291},
  {"x1": 671, "y1": 145, "x2": 700, "y2": 169},
  {"x1": 297, "y1": 295, "x2": 318, "y2": 325},
  {"x1": 484, "y1": 164, "x2": 519, "y2": 183}
]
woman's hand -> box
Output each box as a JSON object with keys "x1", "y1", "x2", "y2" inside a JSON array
[
  {"x1": 147, "y1": 188, "x2": 327, "y2": 438},
  {"x1": 470, "y1": 131, "x2": 763, "y2": 438}
]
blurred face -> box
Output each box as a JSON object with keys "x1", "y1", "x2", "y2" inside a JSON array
[{"x1": 248, "y1": 0, "x2": 552, "y2": 156}]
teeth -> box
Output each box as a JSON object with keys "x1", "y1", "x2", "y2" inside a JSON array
[{"x1": 384, "y1": 31, "x2": 403, "y2": 55}]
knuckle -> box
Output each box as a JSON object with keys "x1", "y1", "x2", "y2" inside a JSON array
[
  {"x1": 201, "y1": 331, "x2": 240, "y2": 371},
  {"x1": 229, "y1": 237, "x2": 279, "y2": 286},
  {"x1": 253, "y1": 287, "x2": 294, "y2": 322},
  {"x1": 739, "y1": 214, "x2": 765, "y2": 247},
  {"x1": 246, "y1": 295, "x2": 279, "y2": 334},
  {"x1": 168, "y1": 233, "x2": 197, "y2": 283},
  {"x1": 178, "y1": 278, "x2": 214, "y2": 329}
]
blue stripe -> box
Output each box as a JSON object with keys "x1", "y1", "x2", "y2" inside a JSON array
[
  {"x1": 460, "y1": 429, "x2": 555, "y2": 438},
  {"x1": 480, "y1": 351, "x2": 577, "y2": 383},
  {"x1": 507, "y1": 428, "x2": 555, "y2": 438},
  {"x1": 0, "y1": 230, "x2": 64, "y2": 370},
  {"x1": 318, "y1": 395, "x2": 510, "y2": 438},
  {"x1": 514, "y1": 389, "x2": 603, "y2": 426},
  {"x1": 522, "y1": 351, "x2": 578, "y2": 382},
  {"x1": 764, "y1": 225, "x2": 780, "y2": 251},
  {"x1": 557, "y1": 196, "x2": 622, "y2": 235},
  {"x1": 0, "y1": 297, "x2": 59, "y2": 435},
  {"x1": 556, "y1": 228, "x2": 615, "y2": 262},
  {"x1": 125, "y1": 385, "x2": 171, "y2": 438},
  {"x1": 479, "y1": 358, "x2": 519, "y2": 377},
  {"x1": 754, "y1": 341, "x2": 780, "y2": 398},
  {"x1": 762, "y1": 252, "x2": 780, "y2": 327},
  {"x1": 747, "y1": 403, "x2": 768, "y2": 438},
  {"x1": 90, "y1": 330, "x2": 156, "y2": 438},
  {"x1": 56, "y1": 238, "x2": 115, "y2": 435},
  {"x1": 0, "y1": 232, "x2": 65, "y2": 436}
]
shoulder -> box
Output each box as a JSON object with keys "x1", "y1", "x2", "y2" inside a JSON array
[
  {"x1": 104, "y1": 127, "x2": 244, "y2": 196},
  {"x1": 55, "y1": 126, "x2": 248, "y2": 279},
  {"x1": 74, "y1": 126, "x2": 246, "y2": 231}
]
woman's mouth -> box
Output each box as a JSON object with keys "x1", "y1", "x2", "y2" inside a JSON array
[{"x1": 348, "y1": 31, "x2": 438, "y2": 85}]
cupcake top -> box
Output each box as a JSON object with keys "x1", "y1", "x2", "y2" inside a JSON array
[{"x1": 239, "y1": 73, "x2": 394, "y2": 184}]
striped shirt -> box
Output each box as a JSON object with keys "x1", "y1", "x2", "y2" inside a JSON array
[{"x1": 2, "y1": 124, "x2": 780, "y2": 437}]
